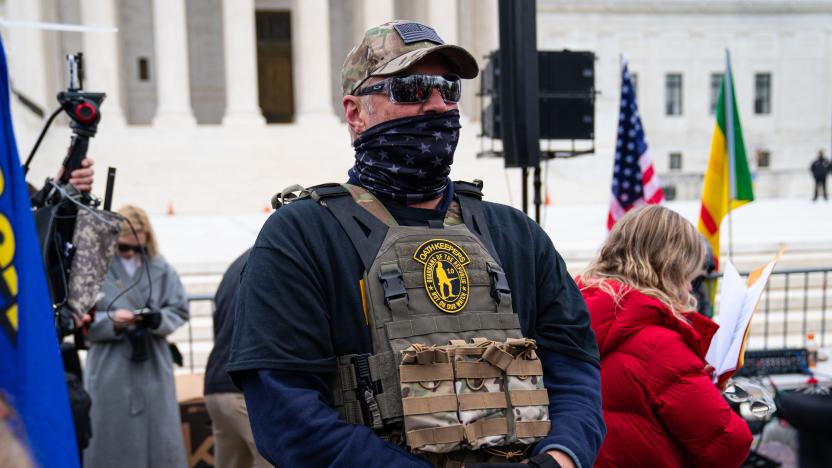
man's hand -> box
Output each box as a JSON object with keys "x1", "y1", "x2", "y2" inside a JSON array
[
  {"x1": 72, "y1": 311, "x2": 92, "y2": 329},
  {"x1": 55, "y1": 157, "x2": 95, "y2": 192}
]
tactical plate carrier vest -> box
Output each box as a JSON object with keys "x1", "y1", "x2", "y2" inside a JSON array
[{"x1": 278, "y1": 181, "x2": 550, "y2": 463}]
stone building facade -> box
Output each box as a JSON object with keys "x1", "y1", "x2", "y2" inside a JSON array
[{"x1": 3, "y1": 0, "x2": 831, "y2": 213}]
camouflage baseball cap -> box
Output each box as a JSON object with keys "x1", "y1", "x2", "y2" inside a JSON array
[{"x1": 341, "y1": 20, "x2": 479, "y2": 96}]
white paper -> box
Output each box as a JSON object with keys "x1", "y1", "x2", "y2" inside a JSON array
[{"x1": 705, "y1": 259, "x2": 777, "y2": 377}]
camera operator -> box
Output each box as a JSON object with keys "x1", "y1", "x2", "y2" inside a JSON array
[
  {"x1": 27, "y1": 156, "x2": 96, "y2": 460},
  {"x1": 84, "y1": 204, "x2": 189, "y2": 468}
]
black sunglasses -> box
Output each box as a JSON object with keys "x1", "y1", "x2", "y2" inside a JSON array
[
  {"x1": 354, "y1": 74, "x2": 462, "y2": 104},
  {"x1": 118, "y1": 243, "x2": 146, "y2": 254}
]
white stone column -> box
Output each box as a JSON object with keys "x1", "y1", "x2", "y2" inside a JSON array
[
  {"x1": 152, "y1": 0, "x2": 196, "y2": 126},
  {"x1": 426, "y1": 0, "x2": 458, "y2": 45},
  {"x1": 5, "y1": 0, "x2": 51, "y2": 112},
  {"x1": 458, "y1": 0, "x2": 498, "y2": 122},
  {"x1": 80, "y1": 0, "x2": 126, "y2": 127},
  {"x1": 429, "y1": 0, "x2": 470, "y2": 125},
  {"x1": 222, "y1": 0, "x2": 265, "y2": 125},
  {"x1": 362, "y1": 0, "x2": 395, "y2": 32},
  {"x1": 292, "y1": 0, "x2": 339, "y2": 123}
]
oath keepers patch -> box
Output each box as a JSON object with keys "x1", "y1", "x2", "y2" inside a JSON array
[{"x1": 413, "y1": 239, "x2": 470, "y2": 313}]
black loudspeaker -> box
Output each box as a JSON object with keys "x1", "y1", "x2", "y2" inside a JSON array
[
  {"x1": 481, "y1": 50, "x2": 595, "y2": 142},
  {"x1": 497, "y1": 0, "x2": 540, "y2": 169},
  {"x1": 538, "y1": 51, "x2": 595, "y2": 140},
  {"x1": 480, "y1": 52, "x2": 501, "y2": 139},
  {"x1": 539, "y1": 97, "x2": 594, "y2": 140},
  {"x1": 538, "y1": 51, "x2": 594, "y2": 94},
  {"x1": 482, "y1": 102, "x2": 501, "y2": 140},
  {"x1": 481, "y1": 54, "x2": 499, "y2": 96}
]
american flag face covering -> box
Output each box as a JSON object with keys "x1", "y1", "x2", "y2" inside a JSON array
[{"x1": 349, "y1": 110, "x2": 461, "y2": 205}]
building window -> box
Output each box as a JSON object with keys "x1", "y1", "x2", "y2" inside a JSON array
[
  {"x1": 669, "y1": 152, "x2": 683, "y2": 170},
  {"x1": 665, "y1": 73, "x2": 683, "y2": 116},
  {"x1": 630, "y1": 72, "x2": 638, "y2": 99},
  {"x1": 709, "y1": 73, "x2": 723, "y2": 115},
  {"x1": 755, "y1": 73, "x2": 772, "y2": 114},
  {"x1": 138, "y1": 57, "x2": 149, "y2": 81},
  {"x1": 756, "y1": 150, "x2": 771, "y2": 168}
]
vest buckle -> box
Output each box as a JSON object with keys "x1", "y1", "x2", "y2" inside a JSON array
[
  {"x1": 487, "y1": 263, "x2": 511, "y2": 303},
  {"x1": 378, "y1": 264, "x2": 408, "y2": 307}
]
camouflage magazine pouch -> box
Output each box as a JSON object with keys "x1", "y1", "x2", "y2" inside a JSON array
[
  {"x1": 400, "y1": 339, "x2": 550, "y2": 454},
  {"x1": 67, "y1": 209, "x2": 121, "y2": 317},
  {"x1": 500, "y1": 339, "x2": 550, "y2": 444},
  {"x1": 400, "y1": 344, "x2": 463, "y2": 453},
  {"x1": 453, "y1": 338, "x2": 509, "y2": 450}
]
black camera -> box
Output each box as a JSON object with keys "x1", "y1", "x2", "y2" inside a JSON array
[{"x1": 134, "y1": 307, "x2": 162, "y2": 330}]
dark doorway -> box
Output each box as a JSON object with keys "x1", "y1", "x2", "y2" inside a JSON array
[{"x1": 256, "y1": 11, "x2": 294, "y2": 123}]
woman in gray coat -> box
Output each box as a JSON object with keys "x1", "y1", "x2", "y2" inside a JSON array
[{"x1": 84, "y1": 205, "x2": 189, "y2": 468}]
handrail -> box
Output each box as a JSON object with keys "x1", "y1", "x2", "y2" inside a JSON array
[
  {"x1": 703, "y1": 266, "x2": 831, "y2": 349},
  {"x1": 707, "y1": 266, "x2": 832, "y2": 279},
  {"x1": 183, "y1": 294, "x2": 215, "y2": 373},
  {"x1": 178, "y1": 266, "x2": 832, "y2": 372}
]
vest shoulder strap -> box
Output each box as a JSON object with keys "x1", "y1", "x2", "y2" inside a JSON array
[
  {"x1": 453, "y1": 179, "x2": 484, "y2": 199},
  {"x1": 453, "y1": 180, "x2": 501, "y2": 264},
  {"x1": 299, "y1": 180, "x2": 501, "y2": 270},
  {"x1": 309, "y1": 183, "x2": 391, "y2": 272},
  {"x1": 337, "y1": 184, "x2": 399, "y2": 228}
]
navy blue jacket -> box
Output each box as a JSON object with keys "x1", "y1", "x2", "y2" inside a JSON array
[{"x1": 229, "y1": 185, "x2": 604, "y2": 467}]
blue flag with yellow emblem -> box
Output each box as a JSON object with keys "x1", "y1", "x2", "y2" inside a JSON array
[{"x1": 0, "y1": 38, "x2": 80, "y2": 467}]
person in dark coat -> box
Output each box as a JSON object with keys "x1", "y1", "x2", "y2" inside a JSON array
[
  {"x1": 691, "y1": 237, "x2": 716, "y2": 318},
  {"x1": 204, "y1": 248, "x2": 269, "y2": 468},
  {"x1": 810, "y1": 150, "x2": 829, "y2": 201},
  {"x1": 579, "y1": 205, "x2": 752, "y2": 467}
]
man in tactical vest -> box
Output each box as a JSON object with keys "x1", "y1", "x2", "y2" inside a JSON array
[{"x1": 228, "y1": 21, "x2": 604, "y2": 468}]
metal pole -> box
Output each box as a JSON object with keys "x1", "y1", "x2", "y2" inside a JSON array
[
  {"x1": 725, "y1": 50, "x2": 736, "y2": 263},
  {"x1": 783, "y1": 273, "x2": 790, "y2": 348},
  {"x1": 533, "y1": 164, "x2": 542, "y2": 223},
  {"x1": 188, "y1": 316, "x2": 194, "y2": 373},
  {"x1": 728, "y1": 210, "x2": 733, "y2": 264},
  {"x1": 521, "y1": 167, "x2": 529, "y2": 214}
]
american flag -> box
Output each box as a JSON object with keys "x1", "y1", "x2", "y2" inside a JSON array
[{"x1": 608, "y1": 60, "x2": 664, "y2": 230}]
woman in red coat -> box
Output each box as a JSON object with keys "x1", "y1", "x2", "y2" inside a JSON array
[{"x1": 579, "y1": 205, "x2": 752, "y2": 467}]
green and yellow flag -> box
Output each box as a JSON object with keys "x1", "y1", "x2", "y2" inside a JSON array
[{"x1": 698, "y1": 52, "x2": 754, "y2": 270}]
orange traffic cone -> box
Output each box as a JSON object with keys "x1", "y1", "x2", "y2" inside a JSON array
[
  {"x1": 545, "y1": 191, "x2": 551, "y2": 206},
  {"x1": 166, "y1": 201, "x2": 175, "y2": 216},
  {"x1": 263, "y1": 205, "x2": 271, "y2": 213}
]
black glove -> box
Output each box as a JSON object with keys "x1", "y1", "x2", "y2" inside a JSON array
[
  {"x1": 464, "y1": 464, "x2": 522, "y2": 468},
  {"x1": 138, "y1": 310, "x2": 162, "y2": 330},
  {"x1": 528, "y1": 453, "x2": 562, "y2": 468}
]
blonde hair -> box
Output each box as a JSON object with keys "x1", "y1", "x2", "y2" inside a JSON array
[
  {"x1": 0, "y1": 396, "x2": 34, "y2": 468},
  {"x1": 117, "y1": 204, "x2": 159, "y2": 258},
  {"x1": 582, "y1": 205, "x2": 704, "y2": 319}
]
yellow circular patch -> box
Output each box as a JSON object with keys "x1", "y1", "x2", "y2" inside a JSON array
[{"x1": 413, "y1": 239, "x2": 470, "y2": 313}]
